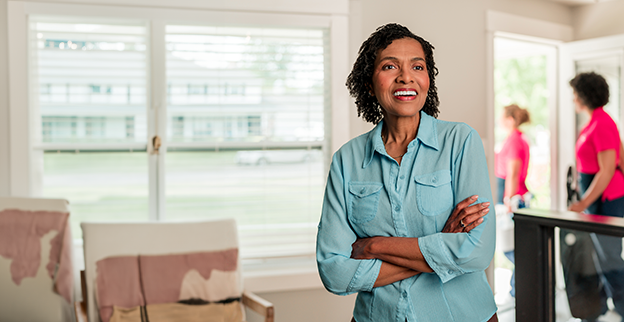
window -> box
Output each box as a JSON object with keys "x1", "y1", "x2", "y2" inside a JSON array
[{"x1": 11, "y1": 3, "x2": 346, "y2": 262}]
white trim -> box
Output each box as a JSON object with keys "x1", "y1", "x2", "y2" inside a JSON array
[
  {"x1": 16, "y1": 0, "x2": 349, "y2": 16},
  {"x1": 486, "y1": 10, "x2": 573, "y2": 42},
  {"x1": 16, "y1": 1, "x2": 336, "y2": 28},
  {"x1": 7, "y1": 2, "x2": 30, "y2": 197}
]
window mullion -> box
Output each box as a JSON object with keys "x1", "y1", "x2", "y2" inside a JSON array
[{"x1": 148, "y1": 19, "x2": 167, "y2": 221}]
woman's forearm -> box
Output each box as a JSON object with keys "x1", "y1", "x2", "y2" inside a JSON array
[
  {"x1": 504, "y1": 159, "x2": 521, "y2": 198},
  {"x1": 373, "y1": 261, "x2": 420, "y2": 287},
  {"x1": 579, "y1": 149, "x2": 616, "y2": 209},
  {"x1": 356, "y1": 236, "x2": 434, "y2": 273}
]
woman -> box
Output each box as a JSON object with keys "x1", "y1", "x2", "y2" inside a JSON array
[
  {"x1": 565, "y1": 71, "x2": 624, "y2": 320},
  {"x1": 494, "y1": 104, "x2": 531, "y2": 298},
  {"x1": 495, "y1": 104, "x2": 531, "y2": 211},
  {"x1": 316, "y1": 23, "x2": 497, "y2": 322}
]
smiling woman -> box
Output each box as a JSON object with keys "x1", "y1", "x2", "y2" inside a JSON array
[{"x1": 317, "y1": 23, "x2": 498, "y2": 322}]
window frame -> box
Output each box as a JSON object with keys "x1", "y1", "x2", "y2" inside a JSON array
[{"x1": 8, "y1": 0, "x2": 350, "y2": 291}]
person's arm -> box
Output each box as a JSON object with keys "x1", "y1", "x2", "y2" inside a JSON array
[
  {"x1": 569, "y1": 149, "x2": 616, "y2": 213},
  {"x1": 351, "y1": 195, "x2": 490, "y2": 280},
  {"x1": 619, "y1": 141, "x2": 624, "y2": 169},
  {"x1": 503, "y1": 158, "x2": 521, "y2": 211},
  {"x1": 373, "y1": 262, "x2": 420, "y2": 288},
  {"x1": 417, "y1": 127, "x2": 496, "y2": 283},
  {"x1": 317, "y1": 152, "x2": 384, "y2": 295}
]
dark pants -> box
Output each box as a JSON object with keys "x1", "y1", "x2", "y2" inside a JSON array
[{"x1": 562, "y1": 172, "x2": 624, "y2": 321}]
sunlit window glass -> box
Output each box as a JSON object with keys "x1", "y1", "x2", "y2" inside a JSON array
[
  {"x1": 30, "y1": 17, "x2": 150, "y2": 237},
  {"x1": 164, "y1": 25, "x2": 329, "y2": 258}
]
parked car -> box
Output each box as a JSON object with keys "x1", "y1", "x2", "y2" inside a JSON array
[{"x1": 235, "y1": 149, "x2": 320, "y2": 165}]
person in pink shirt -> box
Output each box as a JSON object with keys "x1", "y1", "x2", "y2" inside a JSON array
[
  {"x1": 495, "y1": 104, "x2": 531, "y2": 210},
  {"x1": 494, "y1": 104, "x2": 531, "y2": 298},
  {"x1": 567, "y1": 71, "x2": 624, "y2": 322}
]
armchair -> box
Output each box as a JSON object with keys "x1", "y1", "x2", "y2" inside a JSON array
[{"x1": 75, "y1": 218, "x2": 273, "y2": 322}]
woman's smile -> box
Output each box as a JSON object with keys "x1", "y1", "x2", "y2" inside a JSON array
[{"x1": 393, "y1": 88, "x2": 418, "y2": 101}]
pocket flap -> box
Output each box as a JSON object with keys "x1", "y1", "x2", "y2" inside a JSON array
[
  {"x1": 414, "y1": 170, "x2": 452, "y2": 187},
  {"x1": 349, "y1": 182, "x2": 383, "y2": 198}
]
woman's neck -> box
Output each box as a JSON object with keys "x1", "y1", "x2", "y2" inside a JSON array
[{"x1": 382, "y1": 115, "x2": 420, "y2": 145}]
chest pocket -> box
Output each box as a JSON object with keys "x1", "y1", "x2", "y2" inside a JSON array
[
  {"x1": 348, "y1": 182, "x2": 383, "y2": 224},
  {"x1": 414, "y1": 170, "x2": 453, "y2": 216}
]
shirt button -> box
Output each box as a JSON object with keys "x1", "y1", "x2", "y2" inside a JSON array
[
  {"x1": 448, "y1": 270, "x2": 453, "y2": 275},
  {"x1": 360, "y1": 188, "x2": 365, "y2": 194},
  {"x1": 431, "y1": 176, "x2": 437, "y2": 183},
  {"x1": 400, "y1": 175, "x2": 405, "y2": 180},
  {"x1": 395, "y1": 206, "x2": 401, "y2": 212},
  {"x1": 402, "y1": 291, "x2": 408, "y2": 297}
]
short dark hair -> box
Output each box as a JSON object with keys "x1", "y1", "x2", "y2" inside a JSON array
[
  {"x1": 345, "y1": 23, "x2": 440, "y2": 124},
  {"x1": 569, "y1": 72, "x2": 609, "y2": 110}
]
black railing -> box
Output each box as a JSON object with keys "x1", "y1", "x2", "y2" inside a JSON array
[{"x1": 514, "y1": 208, "x2": 624, "y2": 322}]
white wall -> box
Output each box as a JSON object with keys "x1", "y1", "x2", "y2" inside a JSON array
[{"x1": 572, "y1": 1, "x2": 624, "y2": 40}]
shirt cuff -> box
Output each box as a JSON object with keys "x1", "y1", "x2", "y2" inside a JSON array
[
  {"x1": 347, "y1": 258, "x2": 382, "y2": 293},
  {"x1": 419, "y1": 234, "x2": 464, "y2": 283}
]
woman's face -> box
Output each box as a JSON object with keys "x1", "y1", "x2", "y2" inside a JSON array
[
  {"x1": 572, "y1": 90, "x2": 586, "y2": 113},
  {"x1": 501, "y1": 115, "x2": 516, "y2": 131},
  {"x1": 370, "y1": 38, "x2": 430, "y2": 120}
]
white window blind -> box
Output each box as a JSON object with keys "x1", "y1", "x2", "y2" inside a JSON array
[
  {"x1": 164, "y1": 25, "x2": 329, "y2": 259},
  {"x1": 28, "y1": 17, "x2": 330, "y2": 258},
  {"x1": 30, "y1": 17, "x2": 150, "y2": 237}
]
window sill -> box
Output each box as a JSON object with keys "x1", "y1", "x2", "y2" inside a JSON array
[{"x1": 242, "y1": 255, "x2": 323, "y2": 293}]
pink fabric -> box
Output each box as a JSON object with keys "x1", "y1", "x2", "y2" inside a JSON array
[
  {"x1": 96, "y1": 256, "x2": 145, "y2": 322},
  {"x1": 495, "y1": 129, "x2": 530, "y2": 196},
  {"x1": 139, "y1": 249, "x2": 238, "y2": 305},
  {"x1": 0, "y1": 209, "x2": 73, "y2": 303},
  {"x1": 95, "y1": 249, "x2": 238, "y2": 322},
  {"x1": 576, "y1": 107, "x2": 624, "y2": 201}
]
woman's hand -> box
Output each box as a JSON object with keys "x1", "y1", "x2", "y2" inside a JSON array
[
  {"x1": 568, "y1": 200, "x2": 588, "y2": 213},
  {"x1": 442, "y1": 195, "x2": 490, "y2": 233}
]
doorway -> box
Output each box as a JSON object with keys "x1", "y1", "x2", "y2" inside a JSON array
[{"x1": 492, "y1": 35, "x2": 557, "y2": 309}]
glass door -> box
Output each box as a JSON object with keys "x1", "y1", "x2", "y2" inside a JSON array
[{"x1": 557, "y1": 34, "x2": 624, "y2": 322}]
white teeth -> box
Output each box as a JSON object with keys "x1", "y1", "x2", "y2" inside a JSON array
[{"x1": 394, "y1": 90, "x2": 417, "y2": 96}]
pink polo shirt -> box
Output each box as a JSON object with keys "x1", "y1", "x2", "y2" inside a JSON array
[
  {"x1": 495, "y1": 129, "x2": 530, "y2": 196},
  {"x1": 576, "y1": 107, "x2": 624, "y2": 201}
]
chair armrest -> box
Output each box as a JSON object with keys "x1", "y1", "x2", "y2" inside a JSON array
[
  {"x1": 242, "y1": 291, "x2": 274, "y2": 322},
  {"x1": 74, "y1": 301, "x2": 88, "y2": 322},
  {"x1": 74, "y1": 270, "x2": 89, "y2": 322}
]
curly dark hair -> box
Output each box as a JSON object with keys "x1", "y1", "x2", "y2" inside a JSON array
[
  {"x1": 346, "y1": 23, "x2": 439, "y2": 124},
  {"x1": 569, "y1": 72, "x2": 609, "y2": 110}
]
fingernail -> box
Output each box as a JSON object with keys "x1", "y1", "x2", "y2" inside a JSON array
[
  {"x1": 471, "y1": 195, "x2": 478, "y2": 200},
  {"x1": 481, "y1": 202, "x2": 490, "y2": 208},
  {"x1": 478, "y1": 218, "x2": 484, "y2": 223},
  {"x1": 482, "y1": 208, "x2": 490, "y2": 214}
]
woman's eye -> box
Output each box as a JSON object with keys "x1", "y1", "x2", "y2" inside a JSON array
[
  {"x1": 413, "y1": 65, "x2": 424, "y2": 70},
  {"x1": 382, "y1": 65, "x2": 396, "y2": 70}
]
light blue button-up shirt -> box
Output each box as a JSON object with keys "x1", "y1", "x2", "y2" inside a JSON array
[{"x1": 317, "y1": 112, "x2": 497, "y2": 322}]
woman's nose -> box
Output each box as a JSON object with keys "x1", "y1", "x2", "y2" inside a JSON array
[{"x1": 397, "y1": 69, "x2": 414, "y2": 84}]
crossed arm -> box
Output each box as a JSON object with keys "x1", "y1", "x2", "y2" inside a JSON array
[{"x1": 350, "y1": 195, "x2": 491, "y2": 287}]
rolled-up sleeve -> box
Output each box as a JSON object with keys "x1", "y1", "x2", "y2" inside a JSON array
[
  {"x1": 419, "y1": 128, "x2": 496, "y2": 283},
  {"x1": 316, "y1": 152, "x2": 382, "y2": 295}
]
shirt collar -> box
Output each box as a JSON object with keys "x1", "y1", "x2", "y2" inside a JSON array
[{"x1": 362, "y1": 111, "x2": 439, "y2": 169}]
